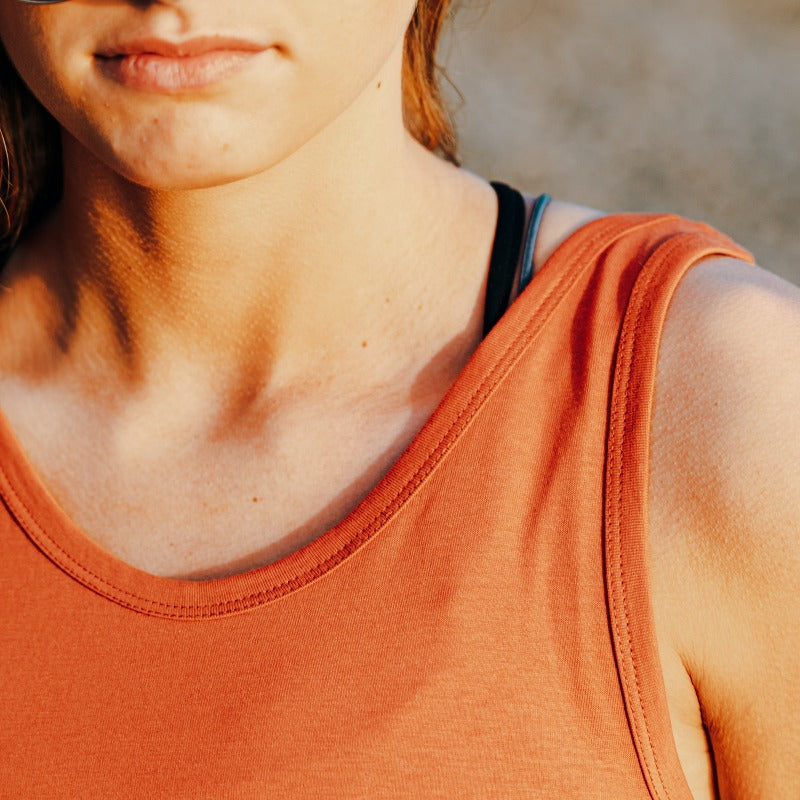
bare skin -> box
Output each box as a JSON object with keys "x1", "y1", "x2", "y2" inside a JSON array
[
  {"x1": 0, "y1": 2, "x2": 798, "y2": 798},
  {"x1": 648, "y1": 255, "x2": 800, "y2": 799},
  {"x1": 0, "y1": 0, "x2": 501, "y2": 575}
]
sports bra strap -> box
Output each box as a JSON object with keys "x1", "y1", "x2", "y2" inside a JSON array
[
  {"x1": 484, "y1": 183, "x2": 552, "y2": 339},
  {"x1": 485, "y1": 182, "x2": 526, "y2": 338},
  {"x1": 518, "y1": 192, "x2": 552, "y2": 294}
]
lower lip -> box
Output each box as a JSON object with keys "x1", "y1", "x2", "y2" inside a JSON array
[{"x1": 96, "y1": 50, "x2": 264, "y2": 93}]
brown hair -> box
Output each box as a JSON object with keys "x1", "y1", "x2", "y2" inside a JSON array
[
  {"x1": 0, "y1": 2, "x2": 458, "y2": 261},
  {"x1": 0, "y1": 45, "x2": 62, "y2": 262},
  {"x1": 403, "y1": 0, "x2": 459, "y2": 165}
]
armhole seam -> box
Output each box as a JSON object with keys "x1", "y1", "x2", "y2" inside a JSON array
[{"x1": 604, "y1": 230, "x2": 753, "y2": 800}]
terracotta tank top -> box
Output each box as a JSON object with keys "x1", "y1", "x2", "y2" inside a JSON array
[{"x1": 0, "y1": 212, "x2": 752, "y2": 798}]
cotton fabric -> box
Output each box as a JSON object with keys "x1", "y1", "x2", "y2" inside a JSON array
[{"x1": 0, "y1": 213, "x2": 752, "y2": 798}]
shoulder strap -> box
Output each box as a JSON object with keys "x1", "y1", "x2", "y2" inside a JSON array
[
  {"x1": 604, "y1": 220, "x2": 753, "y2": 799},
  {"x1": 518, "y1": 193, "x2": 552, "y2": 294},
  {"x1": 484, "y1": 182, "x2": 526, "y2": 338}
]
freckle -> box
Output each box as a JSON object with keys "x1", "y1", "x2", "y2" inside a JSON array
[
  {"x1": 361, "y1": 340, "x2": 367, "y2": 348},
  {"x1": 384, "y1": 297, "x2": 390, "y2": 304},
  {"x1": 417, "y1": 304, "x2": 423, "y2": 311},
  {"x1": 377, "y1": 81, "x2": 382, "y2": 89},
  {"x1": 252, "y1": 497, "x2": 259, "y2": 503}
]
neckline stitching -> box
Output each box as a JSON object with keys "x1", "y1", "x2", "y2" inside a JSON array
[{"x1": 0, "y1": 213, "x2": 670, "y2": 618}]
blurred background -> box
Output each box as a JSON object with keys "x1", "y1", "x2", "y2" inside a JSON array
[{"x1": 443, "y1": 0, "x2": 799, "y2": 284}]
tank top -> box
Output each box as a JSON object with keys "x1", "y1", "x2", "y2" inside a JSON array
[{"x1": 0, "y1": 204, "x2": 753, "y2": 798}]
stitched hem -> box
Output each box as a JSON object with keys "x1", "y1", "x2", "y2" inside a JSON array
[{"x1": 604, "y1": 228, "x2": 753, "y2": 798}]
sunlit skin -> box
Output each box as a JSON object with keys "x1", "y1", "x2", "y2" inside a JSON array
[
  {"x1": 1, "y1": 4, "x2": 800, "y2": 799},
  {"x1": 0, "y1": 0, "x2": 499, "y2": 403}
]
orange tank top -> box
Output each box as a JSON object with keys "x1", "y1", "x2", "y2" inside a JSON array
[{"x1": 0, "y1": 213, "x2": 752, "y2": 798}]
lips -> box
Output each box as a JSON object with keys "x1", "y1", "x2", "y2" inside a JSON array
[
  {"x1": 96, "y1": 35, "x2": 268, "y2": 59},
  {"x1": 95, "y1": 36, "x2": 270, "y2": 93}
]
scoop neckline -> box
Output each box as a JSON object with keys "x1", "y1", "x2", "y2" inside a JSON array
[{"x1": 0, "y1": 209, "x2": 645, "y2": 619}]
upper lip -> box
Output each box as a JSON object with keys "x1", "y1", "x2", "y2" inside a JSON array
[{"x1": 96, "y1": 36, "x2": 269, "y2": 58}]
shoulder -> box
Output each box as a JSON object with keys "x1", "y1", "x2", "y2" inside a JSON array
[
  {"x1": 652, "y1": 255, "x2": 800, "y2": 531},
  {"x1": 529, "y1": 197, "x2": 605, "y2": 269},
  {"x1": 649, "y1": 254, "x2": 800, "y2": 795}
]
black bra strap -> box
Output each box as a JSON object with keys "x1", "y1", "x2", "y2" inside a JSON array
[{"x1": 484, "y1": 182, "x2": 526, "y2": 338}]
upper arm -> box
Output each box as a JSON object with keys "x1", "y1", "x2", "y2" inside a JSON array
[{"x1": 649, "y1": 255, "x2": 800, "y2": 799}]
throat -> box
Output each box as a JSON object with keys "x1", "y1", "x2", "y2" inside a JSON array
[{"x1": 18, "y1": 379, "x2": 454, "y2": 582}]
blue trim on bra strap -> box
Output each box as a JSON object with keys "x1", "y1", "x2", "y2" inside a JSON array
[{"x1": 518, "y1": 193, "x2": 552, "y2": 294}]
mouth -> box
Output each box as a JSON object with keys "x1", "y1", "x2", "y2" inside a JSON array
[{"x1": 95, "y1": 36, "x2": 271, "y2": 93}]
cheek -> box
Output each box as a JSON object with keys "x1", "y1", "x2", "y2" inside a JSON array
[
  {"x1": 1, "y1": 11, "x2": 95, "y2": 140},
  {"x1": 293, "y1": 0, "x2": 416, "y2": 86}
]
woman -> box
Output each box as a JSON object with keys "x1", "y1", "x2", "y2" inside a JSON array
[{"x1": 0, "y1": 1, "x2": 797, "y2": 798}]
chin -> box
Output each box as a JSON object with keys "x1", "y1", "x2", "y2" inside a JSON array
[
  {"x1": 71, "y1": 114, "x2": 292, "y2": 192},
  {"x1": 109, "y1": 156, "x2": 267, "y2": 192}
]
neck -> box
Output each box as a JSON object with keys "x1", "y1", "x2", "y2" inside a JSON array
[{"x1": 4, "y1": 67, "x2": 489, "y2": 405}]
